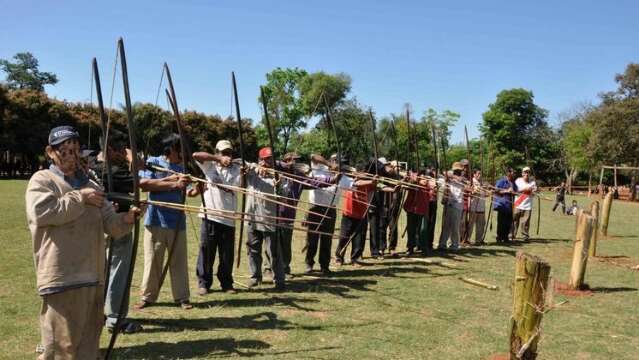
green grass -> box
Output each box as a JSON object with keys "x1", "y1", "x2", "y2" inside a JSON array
[{"x1": 1, "y1": 179, "x2": 638, "y2": 359}]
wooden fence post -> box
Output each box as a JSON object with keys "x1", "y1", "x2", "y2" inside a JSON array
[
  {"x1": 600, "y1": 192, "x2": 613, "y2": 236},
  {"x1": 569, "y1": 213, "x2": 594, "y2": 290},
  {"x1": 510, "y1": 252, "x2": 551, "y2": 360},
  {"x1": 588, "y1": 201, "x2": 600, "y2": 257}
]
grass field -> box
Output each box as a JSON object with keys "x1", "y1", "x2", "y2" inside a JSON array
[{"x1": 1, "y1": 179, "x2": 638, "y2": 359}]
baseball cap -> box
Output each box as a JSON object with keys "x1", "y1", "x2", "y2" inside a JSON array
[
  {"x1": 48, "y1": 126, "x2": 79, "y2": 146},
  {"x1": 452, "y1": 162, "x2": 464, "y2": 171},
  {"x1": 216, "y1": 140, "x2": 233, "y2": 152},
  {"x1": 283, "y1": 152, "x2": 301, "y2": 161},
  {"x1": 378, "y1": 157, "x2": 388, "y2": 165},
  {"x1": 258, "y1": 147, "x2": 273, "y2": 159},
  {"x1": 522, "y1": 166, "x2": 531, "y2": 173}
]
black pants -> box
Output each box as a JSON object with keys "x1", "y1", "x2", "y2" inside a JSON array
[
  {"x1": 496, "y1": 209, "x2": 513, "y2": 242},
  {"x1": 265, "y1": 226, "x2": 293, "y2": 274},
  {"x1": 248, "y1": 228, "x2": 285, "y2": 285},
  {"x1": 336, "y1": 215, "x2": 367, "y2": 262},
  {"x1": 196, "y1": 218, "x2": 235, "y2": 290},
  {"x1": 424, "y1": 201, "x2": 437, "y2": 252},
  {"x1": 368, "y1": 210, "x2": 386, "y2": 256},
  {"x1": 406, "y1": 212, "x2": 423, "y2": 251},
  {"x1": 305, "y1": 206, "x2": 336, "y2": 270},
  {"x1": 552, "y1": 198, "x2": 566, "y2": 214}
]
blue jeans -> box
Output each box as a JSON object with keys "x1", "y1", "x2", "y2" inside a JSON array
[{"x1": 104, "y1": 233, "x2": 133, "y2": 328}]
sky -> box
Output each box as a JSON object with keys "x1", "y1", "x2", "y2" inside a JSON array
[{"x1": 1, "y1": 0, "x2": 638, "y2": 143}]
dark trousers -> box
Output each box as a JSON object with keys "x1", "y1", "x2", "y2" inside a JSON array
[
  {"x1": 196, "y1": 219, "x2": 235, "y2": 290},
  {"x1": 496, "y1": 209, "x2": 513, "y2": 242},
  {"x1": 248, "y1": 228, "x2": 285, "y2": 285},
  {"x1": 336, "y1": 215, "x2": 367, "y2": 262},
  {"x1": 265, "y1": 226, "x2": 293, "y2": 274},
  {"x1": 368, "y1": 210, "x2": 386, "y2": 256},
  {"x1": 422, "y1": 201, "x2": 437, "y2": 252},
  {"x1": 305, "y1": 206, "x2": 336, "y2": 270},
  {"x1": 552, "y1": 198, "x2": 566, "y2": 214},
  {"x1": 406, "y1": 212, "x2": 423, "y2": 251}
]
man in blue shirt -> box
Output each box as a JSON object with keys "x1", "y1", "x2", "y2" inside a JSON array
[
  {"x1": 134, "y1": 134, "x2": 193, "y2": 310},
  {"x1": 493, "y1": 167, "x2": 517, "y2": 243}
]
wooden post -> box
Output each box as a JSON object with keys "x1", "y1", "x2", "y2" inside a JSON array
[
  {"x1": 569, "y1": 213, "x2": 594, "y2": 290},
  {"x1": 588, "y1": 201, "x2": 599, "y2": 257},
  {"x1": 613, "y1": 165, "x2": 618, "y2": 188},
  {"x1": 600, "y1": 192, "x2": 613, "y2": 236},
  {"x1": 510, "y1": 252, "x2": 551, "y2": 360}
]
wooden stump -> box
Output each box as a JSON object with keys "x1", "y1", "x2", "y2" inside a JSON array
[
  {"x1": 569, "y1": 213, "x2": 594, "y2": 290},
  {"x1": 600, "y1": 192, "x2": 613, "y2": 236},
  {"x1": 510, "y1": 252, "x2": 551, "y2": 360},
  {"x1": 588, "y1": 201, "x2": 600, "y2": 257}
]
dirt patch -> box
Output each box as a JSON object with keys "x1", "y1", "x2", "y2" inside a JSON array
[
  {"x1": 553, "y1": 281, "x2": 593, "y2": 297},
  {"x1": 595, "y1": 255, "x2": 638, "y2": 270}
]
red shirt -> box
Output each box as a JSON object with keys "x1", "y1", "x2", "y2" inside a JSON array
[
  {"x1": 343, "y1": 183, "x2": 376, "y2": 220},
  {"x1": 403, "y1": 186, "x2": 431, "y2": 215}
]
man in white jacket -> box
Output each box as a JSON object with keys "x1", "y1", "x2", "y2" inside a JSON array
[{"x1": 513, "y1": 166, "x2": 537, "y2": 241}]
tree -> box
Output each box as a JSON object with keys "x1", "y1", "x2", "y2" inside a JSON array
[
  {"x1": 258, "y1": 67, "x2": 308, "y2": 153},
  {"x1": 481, "y1": 88, "x2": 550, "y2": 173},
  {"x1": 0, "y1": 52, "x2": 58, "y2": 92},
  {"x1": 299, "y1": 71, "x2": 351, "y2": 117}
]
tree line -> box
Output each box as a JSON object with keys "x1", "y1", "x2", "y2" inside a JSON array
[{"x1": 1, "y1": 52, "x2": 637, "y2": 195}]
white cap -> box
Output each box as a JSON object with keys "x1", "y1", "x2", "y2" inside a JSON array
[
  {"x1": 522, "y1": 166, "x2": 531, "y2": 173},
  {"x1": 378, "y1": 157, "x2": 388, "y2": 165},
  {"x1": 216, "y1": 140, "x2": 233, "y2": 152}
]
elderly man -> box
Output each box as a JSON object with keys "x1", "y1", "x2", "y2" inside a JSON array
[
  {"x1": 438, "y1": 162, "x2": 466, "y2": 251},
  {"x1": 26, "y1": 126, "x2": 140, "y2": 359},
  {"x1": 513, "y1": 166, "x2": 537, "y2": 241},
  {"x1": 192, "y1": 140, "x2": 240, "y2": 295}
]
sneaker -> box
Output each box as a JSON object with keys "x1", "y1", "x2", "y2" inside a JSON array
[
  {"x1": 222, "y1": 288, "x2": 237, "y2": 294},
  {"x1": 108, "y1": 320, "x2": 143, "y2": 334},
  {"x1": 248, "y1": 279, "x2": 261, "y2": 288},
  {"x1": 197, "y1": 287, "x2": 209, "y2": 296},
  {"x1": 179, "y1": 301, "x2": 193, "y2": 310},
  {"x1": 320, "y1": 268, "x2": 332, "y2": 276},
  {"x1": 274, "y1": 283, "x2": 286, "y2": 292},
  {"x1": 351, "y1": 260, "x2": 363, "y2": 268},
  {"x1": 304, "y1": 265, "x2": 313, "y2": 274},
  {"x1": 133, "y1": 300, "x2": 151, "y2": 310},
  {"x1": 335, "y1": 258, "x2": 344, "y2": 266}
]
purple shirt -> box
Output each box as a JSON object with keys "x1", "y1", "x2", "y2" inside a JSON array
[{"x1": 277, "y1": 166, "x2": 335, "y2": 223}]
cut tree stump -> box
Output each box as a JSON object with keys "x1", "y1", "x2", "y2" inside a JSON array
[
  {"x1": 600, "y1": 192, "x2": 613, "y2": 236},
  {"x1": 569, "y1": 212, "x2": 594, "y2": 290},
  {"x1": 588, "y1": 201, "x2": 600, "y2": 257},
  {"x1": 509, "y1": 251, "x2": 551, "y2": 360}
]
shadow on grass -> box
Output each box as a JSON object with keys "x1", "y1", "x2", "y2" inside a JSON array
[
  {"x1": 589, "y1": 286, "x2": 638, "y2": 293},
  {"x1": 187, "y1": 296, "x2": 320, "y2": 311},
  {"x1": 276, "y1": 277, "x2": 378, "y2": 298},
  {"x1": 110, "y1": 337, "x2": 341, "y2": 359},
  {"x1": 136, "y1": 311, "x2": 324, "y2": 333}
]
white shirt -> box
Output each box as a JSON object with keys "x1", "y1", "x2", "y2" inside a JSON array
[
  {"x1": 514, "y1": 177, "x2": 537, "y2": 211},
  {"x1": 470, "y1": 178, "x2": 486, "y2": 213},
  {"x1": 197, "y1": 161, "x2": 242, "y2": 227},
  {"x1": 439, "y1": 176, "x2": 464, "y2": 210},
  {"x1": 308, "y1": 162, "x2": 354, "y2": 207}
]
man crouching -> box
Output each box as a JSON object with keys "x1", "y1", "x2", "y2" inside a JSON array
[{"x1": 25, "y1": 126, "x2": 142, "y2": 359}]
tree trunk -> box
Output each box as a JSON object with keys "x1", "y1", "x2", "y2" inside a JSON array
[
  {"x1": 600, "y1": 192, "x2": 613, "y2": 236},
  {"x1": 588, "y1": 201, "x2": 600, "y2": 257},
  {"x1": 587, "y1": 172, "x2": 592, "y2": 197},
  {"x1": 509, "y1": 252, "x2": 551, "y2": 360},
  {"x1": 569, "y1": 212, "x2": 594, "y2": 290}
]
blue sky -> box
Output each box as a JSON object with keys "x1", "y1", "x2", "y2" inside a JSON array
[{"x1": 1, "y1": 0, "x2": 638, "y2": 142}]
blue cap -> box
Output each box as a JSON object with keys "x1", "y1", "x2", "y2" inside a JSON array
[{"x1": 48, "y1": 126, "x2": 79, "y2": 146}]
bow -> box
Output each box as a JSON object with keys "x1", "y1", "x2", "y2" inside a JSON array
[
  {"x1": 105, "y1": 37, "x2": 141, "y2": 360},
  {"x1": 232, "y1": 72, "x2": 248, "y2": 268},
  {"x1": 92, "y1": 58, "x2": 116, "y2": 302},
  {"x1": 524, "y1": 145, "x2": 541, "y2": 235},
  {"x1": 156, "y1": 63, "x2": 191, "y2": 291}
]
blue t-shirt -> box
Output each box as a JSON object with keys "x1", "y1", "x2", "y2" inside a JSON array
[
  {"x1": 139, "y1": 156, "x2": 186, "y2": 230},
  {"x1": 493, "y1": 176, "x2": 517, "y2": 211}
]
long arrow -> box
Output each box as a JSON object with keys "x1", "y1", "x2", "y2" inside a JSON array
[{"x1": 232, "y1": 72, "x2": 248, "y2": 269}]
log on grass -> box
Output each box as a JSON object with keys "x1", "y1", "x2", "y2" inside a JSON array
[
  {"x1": 600, "y1": 192, "x2": 613, "y2": 236},
  {"x1": 588, "y1": 201, "x2": 600, "y2": 257},
  {"x1": 568, "y1": 212, "x2": 594, "y2": 290},
  {"x1": 510, "y1": 251, "x2": 551, "y2": 360}
]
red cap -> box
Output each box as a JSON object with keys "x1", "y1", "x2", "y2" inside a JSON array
[{"x1": 258, "y1": 147, "x2": 273, "y2": 159}]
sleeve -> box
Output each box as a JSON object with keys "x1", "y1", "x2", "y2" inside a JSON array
[
  {"x1": 100, "y1": 192, "x2": 133, "y2": 240},
  {"x1": 25, "y1": 172, "x2": 87, "y2": 227},
  {"x1": 139, "y1": 157, "x2": 157, "y2": 179},
  {"x1": 339, "y1": 176, "x2": 355, "y2": 189}
]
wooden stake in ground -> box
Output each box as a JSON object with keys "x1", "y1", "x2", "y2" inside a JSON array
[
  {"x1": 510, "y1": 252, "x2": 551, "y2": 360},
  {"x1": 600, "y1": 191, "x2": 613, "y2": 236},
  {"x1": 588, "y1": 201, "x2": 600, "y2": 257},
  {"x1": 569, "y1": 213, "x2": 594, "y2": 290}
]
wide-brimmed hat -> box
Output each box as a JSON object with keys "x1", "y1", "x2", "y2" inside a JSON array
[{"x1": 452, "y1": 162, "x2": 464, "y2": 171}]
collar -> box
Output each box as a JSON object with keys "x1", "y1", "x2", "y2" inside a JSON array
[{"x1": 49, "y1": 164, "x2": 90, "y2": 189}]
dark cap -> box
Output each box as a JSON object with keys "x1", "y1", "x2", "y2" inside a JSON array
[{"x1": 48, "y1": 126, "x2": 79, "y2": 146}]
